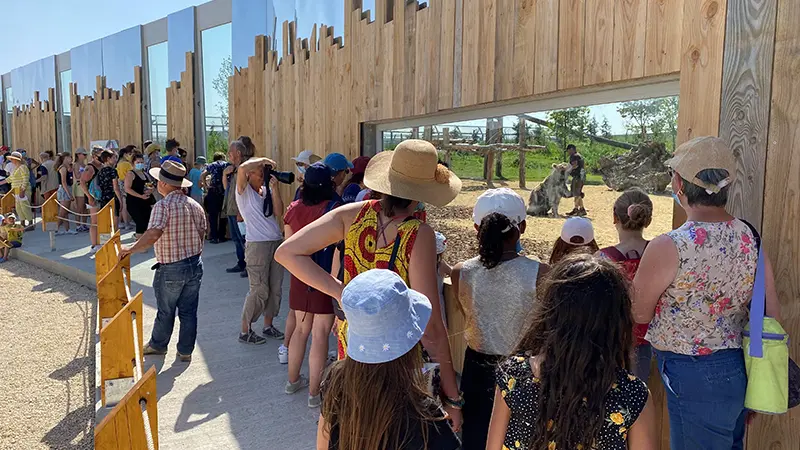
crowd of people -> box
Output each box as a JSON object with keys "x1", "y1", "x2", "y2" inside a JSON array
[{"x1": 0, "y1": 135, "x2": 785, "y2": 449}]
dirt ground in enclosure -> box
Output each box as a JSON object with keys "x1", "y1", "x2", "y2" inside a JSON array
[{"x1": 427, "y1": 180, "x2": 674, "y2": 264}]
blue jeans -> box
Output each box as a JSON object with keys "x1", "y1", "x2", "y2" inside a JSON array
[
  {"x1": 228, "y1": 215, "x2": 246, "y2": 268},
  {"x1": 654, "y1": 348, "x2": 746, "y2": 450},
  {"x1": 149, "y1": 255, "x2": 204, "y2": 355},
  {"x1": 633, "y1": 343, "x2": 653, "y2": 381}
]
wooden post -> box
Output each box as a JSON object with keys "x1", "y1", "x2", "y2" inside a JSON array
[
  {"x1": 519, "y1": 118, "x2": 527, "y2": 189},
  {"x1": 485, "y1": 148, "x2": 495, "y2": 188},
  {"x1": 442, "y1": 128, "x2": 452, "y2": 167},
  {"x1": 411, "y1": 127, "x2": 420, "y2": 139},
  {"x1": 423, "y1": 126, "x2": 433, "y2": 141}
]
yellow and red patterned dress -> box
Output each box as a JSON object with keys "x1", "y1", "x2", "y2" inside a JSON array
[{"x1": 337, "y1": 200, "x2": 422, "y2": 358}]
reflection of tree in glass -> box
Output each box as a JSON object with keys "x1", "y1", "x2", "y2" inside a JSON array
[{"x1": 211, "y1": 55, "x2": 233, "y2": 129}]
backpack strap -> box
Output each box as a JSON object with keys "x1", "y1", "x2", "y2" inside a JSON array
[
  {"x1": 387, "y1": 217, "x2": 415, "y2": 272},
  {"x1": 599, "y1": 246, "x2": 627, "y2": 262}
]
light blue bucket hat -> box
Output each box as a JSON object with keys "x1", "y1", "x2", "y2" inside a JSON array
[{"x1": 343, "y1": 269, "x2": 432, "y2": 364}]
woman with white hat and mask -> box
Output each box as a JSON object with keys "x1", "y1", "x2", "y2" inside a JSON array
[
  {"x1": 276, "y1": 139, "x2": 465, "y2": 431},
  {"x1": 291, "y1": 149, "x2": 322, "y2": 201},
  {"x1": 449, "y1": 188, "x2": 549, "y2": 449}
]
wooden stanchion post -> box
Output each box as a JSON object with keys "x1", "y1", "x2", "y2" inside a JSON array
[
  {"x1": 519, "y1": 118, "x2": 527, "y2": 189},
  {"x1": 442, "y1": 128, "x2": 451, "y2": 167},
  {"x1": 42, "y1": 192, "x2": 59, "y2": 251}
]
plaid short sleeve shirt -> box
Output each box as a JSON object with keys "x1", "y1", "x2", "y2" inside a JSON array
[{"x1": 149, "y1": 190, "x2": 207, "y2": 264}]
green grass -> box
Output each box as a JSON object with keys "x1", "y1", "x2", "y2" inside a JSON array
[{"x1": 444, "y1": 151, "x2": 604, "y2": 185}]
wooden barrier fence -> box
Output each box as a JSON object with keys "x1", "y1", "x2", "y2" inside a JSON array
[
  {"x1": 93, "y1": 228, "x2": 159, "y2": 447},
  {"x1": 0, "y1": 188, "x2": 15, "y2": 214},
  {"x1": 95, "y1": 366, "x2": 159, "y2": 450}
]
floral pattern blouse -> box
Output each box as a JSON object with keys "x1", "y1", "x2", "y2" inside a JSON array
[
  {"x1": 496, "y1": 354, "x2": 648, "y2": 450},
  {"x1": 646, "y1": 219, "x2": 757, "y2": 355}
]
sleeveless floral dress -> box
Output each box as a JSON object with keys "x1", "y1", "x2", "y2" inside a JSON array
[{"x1": 337, "y1": 200, "x2": 421, "y2": 358}]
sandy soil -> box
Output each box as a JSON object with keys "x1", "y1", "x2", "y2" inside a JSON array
[
  {"x1": 0, "y1": 259, "x2": 95, "y2": 450},
  {"x1": 428, "y1": 180, "x2": 674, "y2": 264}
]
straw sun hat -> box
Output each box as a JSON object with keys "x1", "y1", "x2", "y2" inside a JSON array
[
  {"x1": 363, "y1": 139, "x2": 462, "y2": 207},
  {"x1": 149, "y1": 160, "x2": 193, "y2": 188}
]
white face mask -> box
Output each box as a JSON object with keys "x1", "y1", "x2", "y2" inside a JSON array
[{"x1": 297, "y1": 165, "x2": 307, "y2": 175}]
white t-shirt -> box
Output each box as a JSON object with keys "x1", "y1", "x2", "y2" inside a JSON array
[{"x1": 235, "y1": 183, "x2": 282, "y2": 242}]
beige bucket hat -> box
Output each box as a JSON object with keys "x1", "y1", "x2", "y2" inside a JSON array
[
  {"x1": 664, "y1": 136, "x2": 736, "y2": 194},
  {"x1": 363, "y1": 139, "x2": 462, "y2": 207}
]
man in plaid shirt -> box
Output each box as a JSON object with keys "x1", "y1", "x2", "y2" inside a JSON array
[{"x1": 120, "y1": 160, "x2": 206, "y2": 362}]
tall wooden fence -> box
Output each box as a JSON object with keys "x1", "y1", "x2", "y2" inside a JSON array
[
  {"x1": 11, "y1": 89, "x2": 57, "y2": 153},
  {"x1": 166, "y1": 52, "x2": 196, "y2": 162}
]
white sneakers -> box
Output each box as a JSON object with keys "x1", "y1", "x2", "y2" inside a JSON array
[{"x1": 278, "y1": 345, "x2": 289, "y2": 364}]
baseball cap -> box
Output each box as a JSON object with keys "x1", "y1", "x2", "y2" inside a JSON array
[
  {"x1": 472, "y1": 188, "x2": 527, "y2": 229},
  {"x1": 323, "y1": 153, "x2": 355, "y2": 172},
  {"x1": 561, "y1": 217, "x2": 595, "y2": 245},
  {"x1": 343, "y1": 269, "x2": 431, "y2": 364},
  {"x1": 74, "y1": 147, "x2": 88, "y2": 155},
  {"x1": 304, "y1": 162, "x2": 333, "y2": 186},
  {"x1": 664, "y1": 136, "x2": 736, "y2": 194},
  {"x1": 195, "y1": 156, "x2": 207, "y2": 165},
  {"x1": 435, "y1": 231, "x2": 447, "y2": 255},
  {"x1": 351, "y1": 156, "x2": 371, "y2": 175}
]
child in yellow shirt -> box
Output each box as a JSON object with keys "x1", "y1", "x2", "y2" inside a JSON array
[{"x1": 0, "y1": 213, "x2": 23, "y2": 263}]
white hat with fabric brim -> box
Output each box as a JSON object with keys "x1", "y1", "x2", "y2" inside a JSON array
[
  {"x1": 149, "y1": 160, "x2": 193, "y2": 188},
  {"x1": 363, "y1": 139, "x2": 462, "y2": 207}
]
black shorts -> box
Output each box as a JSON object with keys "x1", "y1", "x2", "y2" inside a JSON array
[{"x1": 571, "y1": 176, "x2": 584, "y2": 197}]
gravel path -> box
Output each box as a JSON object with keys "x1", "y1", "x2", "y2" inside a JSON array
[{"x1": 0, "y1": 259, "x2": 95, "y2": 450}]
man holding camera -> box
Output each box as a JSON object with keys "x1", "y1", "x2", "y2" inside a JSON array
[{"x1": 236, "y1": 156, "x2": 286, "y2": 344}]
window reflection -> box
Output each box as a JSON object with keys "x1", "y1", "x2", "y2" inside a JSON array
[
  {"x1": 147, "y1": 42, "x2": 169, "y2": 144},
  {"x1": 201, "y1": 23, "x2": 232, "y2": 156},
  {"x1": 4, "y1": 87, "x2": 11, "y2": 147},
  {"x1": 59, "y1": 70, "x2": 72, "y2": 152}
]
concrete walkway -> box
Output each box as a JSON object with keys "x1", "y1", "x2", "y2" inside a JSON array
[{"x1": 13, "y1": 226, "x2": 323, "y2": 449}]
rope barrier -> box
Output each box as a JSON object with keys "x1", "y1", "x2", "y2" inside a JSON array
[
  {"x1": 53, "y1": 198, "x2": 100, "y2": 217},
  {"x1": 139, "y1": 399, "x2": 156, "y2": 450}
]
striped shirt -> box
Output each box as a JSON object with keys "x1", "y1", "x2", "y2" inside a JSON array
[{"x1": 148, "y1": 190, "x2": 207, "y2": 264}]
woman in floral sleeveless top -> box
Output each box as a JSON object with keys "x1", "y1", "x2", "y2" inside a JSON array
[
  {"x1": 633, "y1": 137, "x2": 782, "y2": 450},
  {"x1": 276, "y1": 140, "x2": 465, "y2": 431}
]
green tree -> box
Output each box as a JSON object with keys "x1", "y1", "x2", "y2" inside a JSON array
[
  {"x1": 548, "y1": 107, "x2": 590, "y2": 156},
  {"x1": 207, "y1": 130, "x2": 228, "y2": 156},
  {"x1": 654, "y1": 96, "x2": 679, "y2": 150},
  {"x1": 600, "y1": 117, "x2": 612, "y2": 138},
  {"x1": 617, "y1": 99, "x2": 660, "y2": 142},
  {"x1": 211, "y1": 55, "x2": 233, "y2": 130},
  {"x1": 587, "y1": 116, "x2": 599, "y2": 136}
]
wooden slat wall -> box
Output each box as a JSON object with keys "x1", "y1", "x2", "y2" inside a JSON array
[
  {"x1": 166, "y1": 52, "x2": 195, "y2": 161},
  {"x1": 755, "y1": 0, "x2": 800, "y2": 445},
  {"x1": 226, "y1": 0, "x2": 684, "y2": 208},
  {"x1": 69, "y1": 68, "x2": 143, "y2": 154},
  {"x1": 11, "y1": 89, "x2": 57, "y2": 155}
]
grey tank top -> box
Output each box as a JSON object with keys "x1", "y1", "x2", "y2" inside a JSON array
[{"x1": 458, "y1": 256, "x2": 540, "y2": 355}]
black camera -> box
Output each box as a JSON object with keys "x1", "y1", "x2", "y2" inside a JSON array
[{"x1": 264, "y1": 165, "x2": 295, "y2": 185}]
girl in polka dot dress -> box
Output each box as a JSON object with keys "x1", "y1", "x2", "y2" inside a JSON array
[{"x1": 486, "y1": 253, "x2": 656, "y2": 450}]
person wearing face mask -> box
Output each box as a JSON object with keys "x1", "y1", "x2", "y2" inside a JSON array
[
  {"x1": 449, "y1": 188, "x2": 548, "y2": 449},
  {"x1": 124, "y1": 152, "x2": 156, "y2": 239},
  {"x1": 291, "y1": 149, "x2": 322, "y2": 201},
  {"x1": 119, "y1": 160, "x2": 206, "y2": 362}
]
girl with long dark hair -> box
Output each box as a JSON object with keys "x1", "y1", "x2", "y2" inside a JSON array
[
  {"x1": 54, "y1": 152, "x2": 76, "y2": 235},
  {"x1": 318, "y1": 269, "x2": 460, "y2": 450},
  {"x1": 283, "y1": 162, "x2": 340, "y2": 407},
  {"x1": 450, "y1": 188, "x2": 547, "y2": 449},
  {"x1": 124, "y1": 152, "x2": 155, "y2": 239},
  {"x1": 487, "y1": 253, "x2": 656, "y2": 450}
]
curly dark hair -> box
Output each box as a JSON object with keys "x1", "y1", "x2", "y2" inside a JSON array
[
  {"x1": 515, "y1": 253, "x2": 633, "y2": 450},
  {"x1": 478, "y1": 213, "x2": 518, "y2": 269},
  {"x1": 165, "y1": 138, "x2": 180, "y2": 152}
]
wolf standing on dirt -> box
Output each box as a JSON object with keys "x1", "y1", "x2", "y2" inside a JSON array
[
  {"x1": 526, "y1": 163, "x2": 571, "y2": 217},
  {"x1": 566, "y1": 144, "x2": 587, "y2": 216}
]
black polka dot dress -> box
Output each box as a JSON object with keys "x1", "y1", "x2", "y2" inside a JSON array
[{"x1": 495, "y1": 354, "x2": 649, "y2": 450}]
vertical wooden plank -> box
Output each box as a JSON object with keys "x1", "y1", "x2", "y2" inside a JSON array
[
  {"x1": 757, "y1": 0, "x2": 800, "y2": 444},
  {"x1": 719, "y1": 0, "x2": 778, "y2": 230},
  {"x1": 392, "y1": 0, "x2": 407, "y2": 118},
  {"x1": 645, "y1": 0, "x2": 685, "y2": 76},
  {"x1": 512, "y1": 0, "x2": 536, "y2": 98},
  {"x1": 534, "y1": 0, "x2": 559, "y2": 94},
  {"x1": 557, "y1": 0, "x2": 584, "y2": 90},
  {"x1": 415, "y1": 6, "x2": 431, "y2": 115},
  {"x1": 402, "y1": 1, "x2": 418, "y2": 118},
  {"x1": 460, "y1": 0, "x2": 480, "y2": 106},
  {"x1": 426, "y1": 1, "x2": 442, "y2": 115},
  {"x1": 613, "y1": 0, "x2": 648, "y2": 81},
  {"x1": 438, "y1": 0, "x2": 456, "y2": 110},
  {"x1": 583, "y1": 0, "x2": 614, "y2": 86},
  {"x1": 494, "y1": 0, "x2": 516, "y2": 101},
  {"x1": 478, "y1": 0, "x2": 497, "y2": 104},
  {"x1": 381, "y1": 21, "x2": 395, "y2": 119}
]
